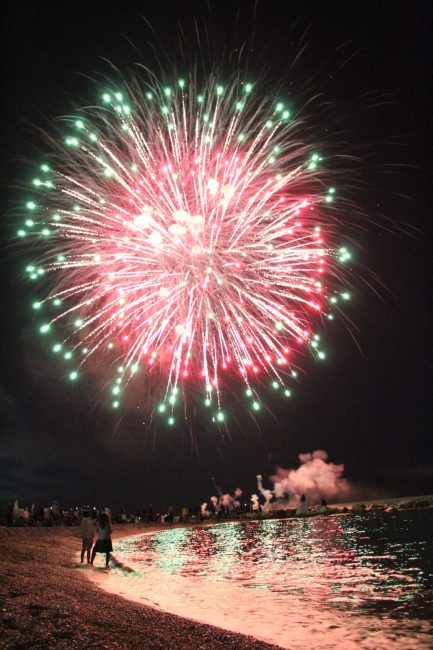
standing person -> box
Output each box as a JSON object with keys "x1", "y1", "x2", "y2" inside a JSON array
[
  {"x1": 51, "y1": 500, "x2": 62, "y2": 525},
  {"x1": 165, "y1": 506, "x2": 174, "y2": 524},
  {"x1": 43, "y1": 505, "x2": 51, "y2": 526},
  {"x1": 80, "y1": 510, "x2": 94, "y2": 564},
  {"x1": 90, "y1": 512, "x2": 113, "y2": 568}
]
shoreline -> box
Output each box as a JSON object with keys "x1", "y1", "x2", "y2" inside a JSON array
[{"x1": 0, "y1": 524, "x2": 278, "y2": 650}]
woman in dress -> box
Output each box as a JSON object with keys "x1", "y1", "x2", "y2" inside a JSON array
[{"x1": 90, "y1": 511, "x2": 113, "y2": 568}]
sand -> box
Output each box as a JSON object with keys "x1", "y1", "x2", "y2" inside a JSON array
[{"x1": 0, "y1": 524, "x2": 279, "y2": 650}]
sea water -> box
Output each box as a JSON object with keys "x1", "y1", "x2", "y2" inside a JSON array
[{"x1": 93, "y1": 509, "x2": 433, "y2": 649}]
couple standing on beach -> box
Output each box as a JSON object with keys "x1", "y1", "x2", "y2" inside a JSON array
[{"x1": 80, "y1": 511, "x2": 113, "y2": 568}]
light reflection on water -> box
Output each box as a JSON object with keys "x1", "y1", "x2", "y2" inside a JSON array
[{"x1": 115, "y1": 510, "x2": 433, "y2": 647}]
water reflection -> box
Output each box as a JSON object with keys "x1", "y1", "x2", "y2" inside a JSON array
[
  {"x1": 113, "y1": 510, "x2": 432, "y2": 647},
  {"x1": 118, "y1": 510, "x2": 433, "y2": 621}
]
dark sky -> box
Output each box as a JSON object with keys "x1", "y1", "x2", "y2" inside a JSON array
[{"x1": 1, "y1": 0, "x2": 432, "y2": 512}]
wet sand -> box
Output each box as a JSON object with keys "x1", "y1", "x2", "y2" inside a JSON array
[{"x1": 0, "y1": 524, "x2": 278, "y2": 650}]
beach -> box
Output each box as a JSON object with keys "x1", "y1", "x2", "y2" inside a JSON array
[
  {"x1": 2, "y1": 497, "x2": 432, "y2": 649},
  {"x1": 0, "y1": 524, "x2": 278, "y2": 650}
]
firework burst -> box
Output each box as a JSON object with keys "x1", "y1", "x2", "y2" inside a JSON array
[{"x1": 19, "y1": 73, "x2": 353, "y2": 425}]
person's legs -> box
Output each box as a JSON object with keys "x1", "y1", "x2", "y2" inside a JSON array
[
  {"x1": 105, "y1": 552, "x2": 110, "y2": 567},
  {"x1": 80, "y1": 539, "x2": 86, "y2": 563},
  {"x1": 86, "y1": 540, "x2": 92, "y2": 564},
  {"x1": 90, "y1": 545, "x2": 96, "y2": 565}
]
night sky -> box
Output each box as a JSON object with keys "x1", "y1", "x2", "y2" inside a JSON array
[{"x1": 1, "y1": 1, "x2": 432, "y2": 513}]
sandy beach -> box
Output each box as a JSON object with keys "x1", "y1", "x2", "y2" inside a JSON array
[{"x1": 0, "y1": 524, "x2": 278, "y2": 650}]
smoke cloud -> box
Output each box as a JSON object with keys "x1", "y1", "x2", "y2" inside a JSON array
[
  {"x1": 208, "y1": 482, "x2": 244, "y2": 510},
  {"x1": 257, "y1": 450, "x2": 351, "y2": 510}
]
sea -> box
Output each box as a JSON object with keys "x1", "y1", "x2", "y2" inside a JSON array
[{"x1": 91, "y1": 509, "x2": 433, "y2": 649}]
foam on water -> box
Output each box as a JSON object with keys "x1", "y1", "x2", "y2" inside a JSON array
[{"x1": 88, "y1": 510, "x2": 433, "y2": 649}]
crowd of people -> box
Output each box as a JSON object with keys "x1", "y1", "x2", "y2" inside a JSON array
[
  {"x1": 1, "y1": 500, "x2": 160, "y2": 528},
  {"x1": 2, "y1": 493, "x2": 325, "y2": 531}
]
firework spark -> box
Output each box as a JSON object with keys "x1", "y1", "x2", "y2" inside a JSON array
[{"x1": 20, "y1": 74, "x2": 352, "y2": 425}]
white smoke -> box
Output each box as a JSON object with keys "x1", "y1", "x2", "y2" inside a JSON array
[
  {"x1": 209, "y1": 484, "x2": 244, "y2": 511},
  {"x1": 256, "y1": 474, "x2": 274, "y2": 508},
  {"x1": 256, "y1": 450, "x2": 351, "y2": 511}
]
